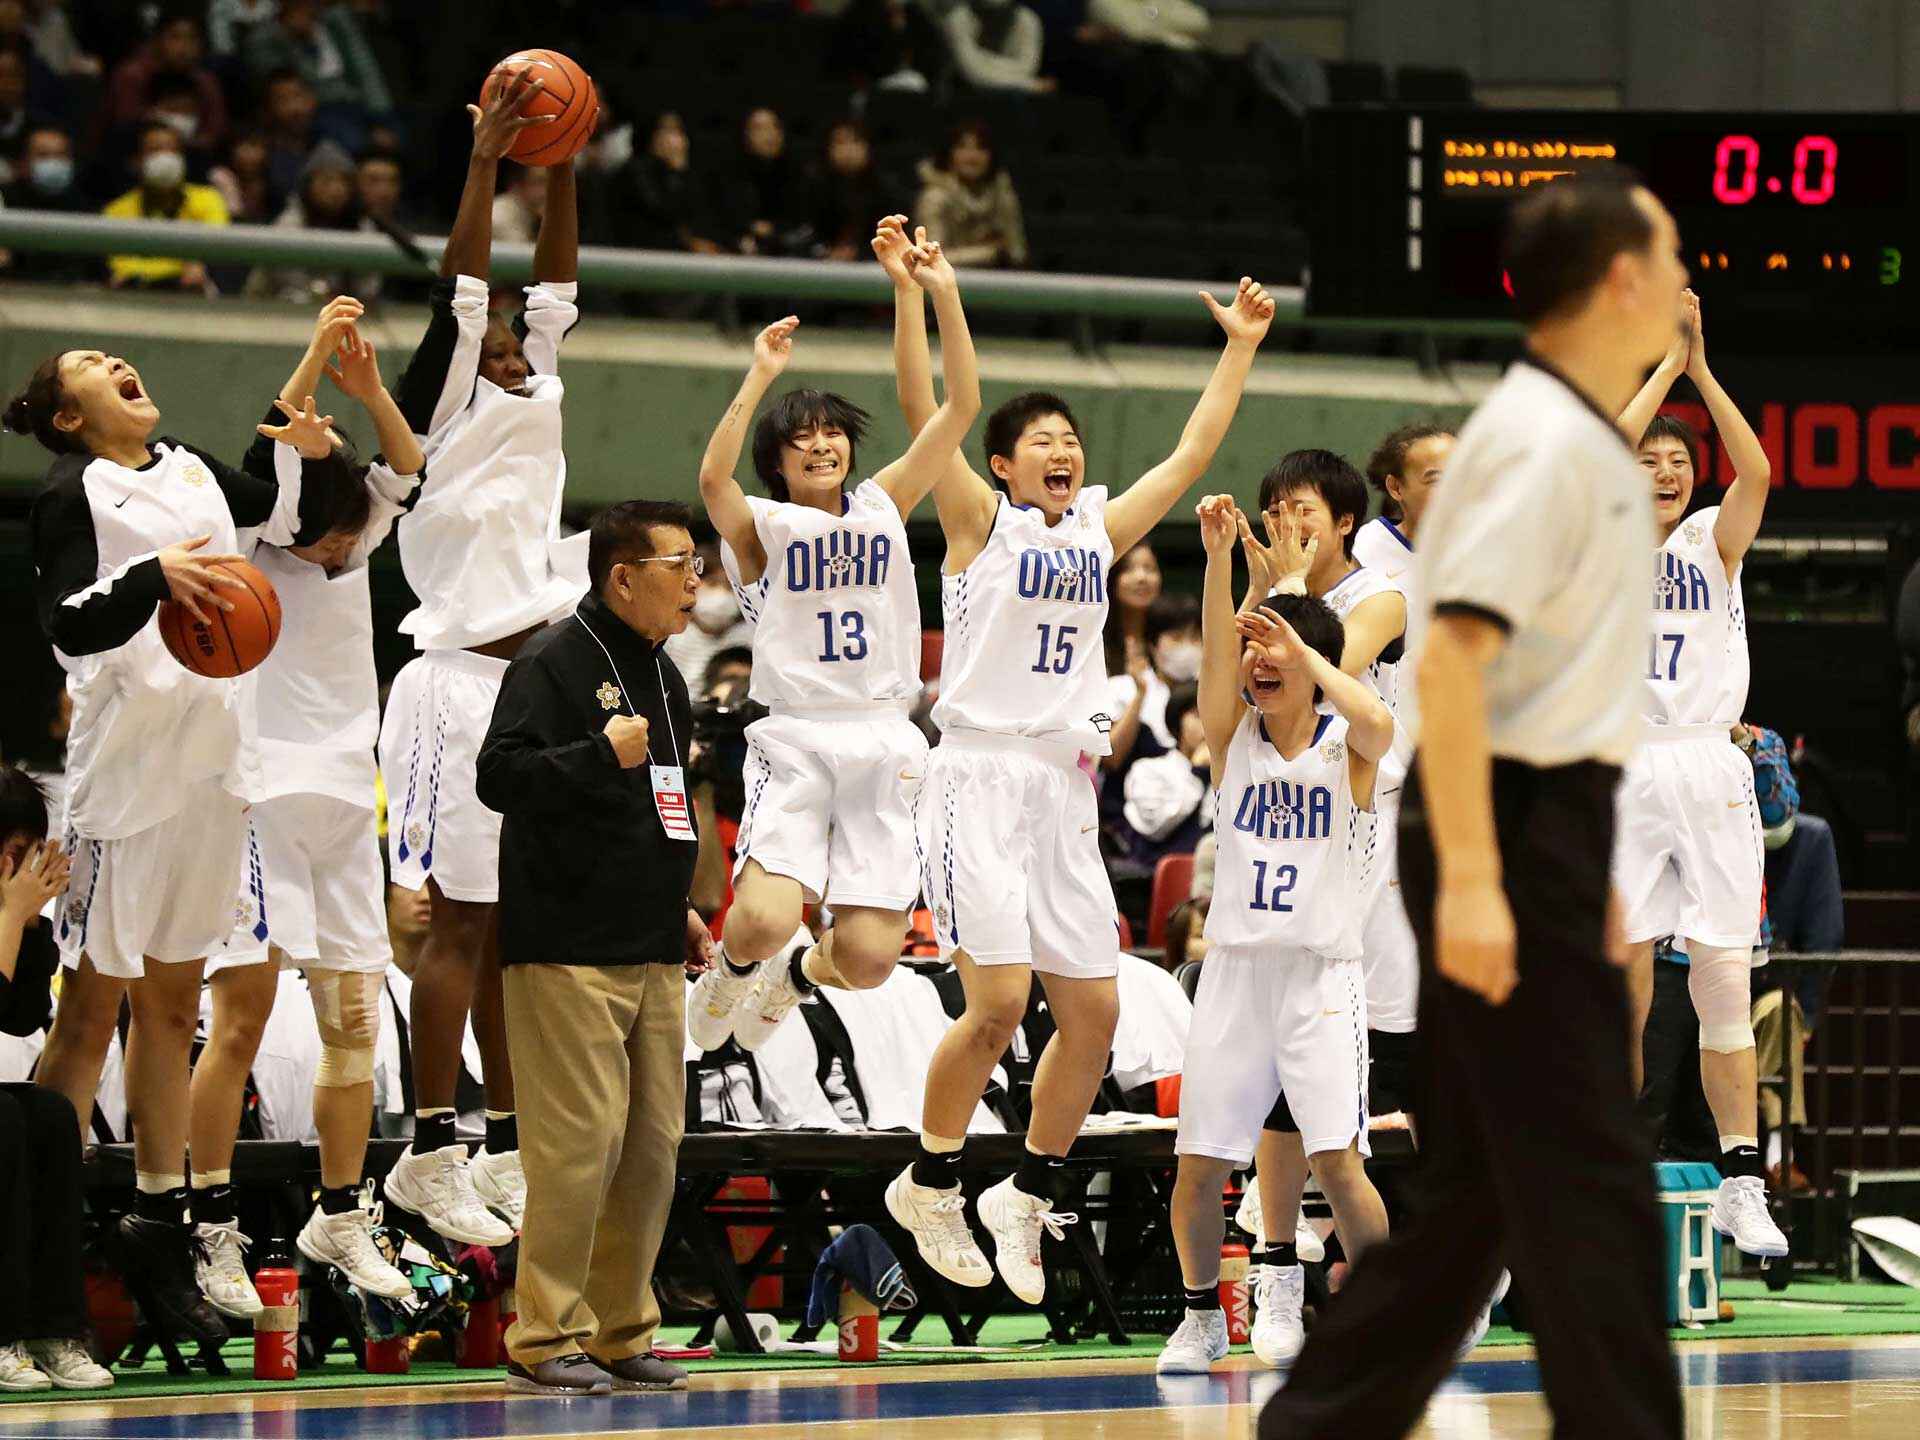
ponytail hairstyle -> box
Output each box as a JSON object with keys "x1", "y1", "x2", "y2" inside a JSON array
[{"x1": 3, "y1": 353, "x2": 87, "y2": 457}]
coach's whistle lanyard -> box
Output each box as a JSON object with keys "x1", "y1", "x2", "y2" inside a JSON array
[{"x1": 572, "y1": 612, "x2": 682, "y2": 767}]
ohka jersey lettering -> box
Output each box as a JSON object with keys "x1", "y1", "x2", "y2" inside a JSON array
[
  {"x1": 785, "y1": 530, "x2": 893, "y2": 592},
  {"x1": 1232, "y1": 780, "x2": 1334, "y2": 841},
  {"x1": 1016, "y1": 547, "x2": 1106, "y2": 604}
]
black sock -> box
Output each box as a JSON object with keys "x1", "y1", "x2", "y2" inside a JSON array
[
  {"x1": 413, "y1": 1109, "x2": 457, "y2": 1155},
  {"x1": 135, "y1": 1186, "x2": 188, "y2": 1226},
  {"x1": 1012, "y1": 1151, "x2": 1066, "y2": 1204},
  {"x1": 721, "y1": 944, "x2": 756, "y2": 978},
  {"x1": 486, "y1": 1112, "x2": 518, "y2": 1154},
  {"x1": 319, "y1": 1184, "x2": 359, "y2": 1216},
  {"x1": 190, "y1": 1183, "x2": 236, "y2": 1227},
  {"x1": 1267, "y1": 1241, "x2": 1298, "y2": 1269},
  {"x1": 1183, "y1": 1285, "x2": 1221, "y2": 1311},
  {"x1": 911, "y1": 1143, "x2": 963, "y2": 1191},
  {"x1": 1721, "y1": 1143, "x2": 1764, "y2": 1180},
  {"x1": 1250, "y1": 1246, "x2": 1269, "y2": 1270},
  {"x1": 787, "y1": 948, "x2": 817, "y2": 996}
]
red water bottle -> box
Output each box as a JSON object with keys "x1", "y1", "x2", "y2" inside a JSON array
[
  {"x1": 252, "y1": 1262, "x2": 300, "y2": 1379},
  {"x1": 1219, "y1": 1242, "x2": 1251, "y2": 1345}
]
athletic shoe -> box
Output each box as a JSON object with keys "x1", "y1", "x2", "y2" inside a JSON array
[
  {"x1": 884, "y1": 1167, "x2": 992, "y2": 1289},
  {"x1": 978, "y1": 1176, "x2": 1077, "y2": 1305},
  {"x1": 1456, "y1": 1269, "x2": 1511, "y2": 1361},
  {"x1": 1712, "y1": 1175, "x2": 1789, "y2": 1258},
  {"x1": 384, "y1": 1145, "x2": 514, "y2": 1247},
  {"x1": 193, "y1": 1221, "x2": 263, "y2": 1319},
  {"x1": 731, "y1": 956, "x2": 807, "y2": 1052},
  {"x1": 26, "y1": 1339, "x2": 113, "y2": 1390},
  {"x1": 470, "y1": 1149, "x2": 527, "y2": 1233},
  {"x1": 591, "y1": 1351, "x2": 689, "y2": 1392},
  {"x1": 686, "y1": 963, "x2": 760, "y2": 1052},
  {"x1": 0, "y1": 1344, "x2": 51, "y2": 1392},
  {"x1": 1155, "y1": 1308, "x2": 1230, "y2": 1375},
  {"x1": 505, "y1": 1353, "x2": 614, "y2": 1396},
  {"x1": 114, "y1": 1216, "x2": 229, "y2": 1346},
  {"x1": 298, "y1": 1204, "x2": 414, "y2": 1299},
  {"x1": 1229, "y1": 1185, "x2": 1326, "y2": 1264},
  {"x1": 1251, "y1": 1263, "x2": 1306, "y2": 1366}
]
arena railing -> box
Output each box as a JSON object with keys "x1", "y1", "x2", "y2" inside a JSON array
[{"x1": 0, "y1": 207, "x2": 1520, "y2": 337}]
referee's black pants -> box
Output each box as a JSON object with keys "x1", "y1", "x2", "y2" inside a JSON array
[{"x1": 1259, "y1": 760, "x2": 1683, "y2": 1440}]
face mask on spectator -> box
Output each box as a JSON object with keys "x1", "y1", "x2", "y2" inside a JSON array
[
  {"x1": 158, "y1": 111, "x2": 199, "y2": 143},
  {"x1": 31, "y1": 156, "x2": 73, "y2": 192},
  {"x1": 1156, "y1": 639, "x2": 1202, "y2": 683},
  {"x1": 142, "y1": 150, "x2": 187, "y2": 188},
  {"x1": 693, "y1": 587, "x2": 741, "y2": 633}
]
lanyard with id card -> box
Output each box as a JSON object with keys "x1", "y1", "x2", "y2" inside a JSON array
[{"x1": 574, "y1": 613, "x2": 699, "y2": 843}]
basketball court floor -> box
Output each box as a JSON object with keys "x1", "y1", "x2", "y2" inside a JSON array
[{"x1": 2, "y1": 1336, "x2": 1915, "y2": 1439}]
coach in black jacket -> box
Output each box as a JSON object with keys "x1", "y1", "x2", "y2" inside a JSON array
[{"x1": 477, "y1": 499, "x2": 715, "y2": 1398}]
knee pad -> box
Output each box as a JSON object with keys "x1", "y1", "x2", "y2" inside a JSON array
[
  {"x1": 1687, "y1": 945, "x2": 1755, "y2": 1052},
  {"x1": 308, "y1": 969, "x2": 382, "y2": 1087}
]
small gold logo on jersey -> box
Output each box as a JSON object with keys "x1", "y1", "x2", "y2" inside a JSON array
[
  {"x1": 1683, "y1": 521, "x2": 1704, "y2": 547},
  {"x1": 233, "y1": 897, "x2": 255, "y2": 929},
  {"x1": 405, "y1": 822, "x2": 426, "y2": 852},
  {"x1": 1321, "y1": 738, "x2": 1346, "y2": 766},
  {"x1": 935, "y1": 903, "x2": 951, "y2": 933},
  {"x1": 596, "y1": 681, "x2": 622, "y2": 711},
  {"x1": 182, "y1": 462, "x2": 209, "y2": 487}
]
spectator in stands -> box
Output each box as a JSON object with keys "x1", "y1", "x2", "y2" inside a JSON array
[
  {"x1": 207, "y1": 0, "x2": 278, "y2": 59},
  {"x1": 914, "y1": 119, "x2": 1027, "y2": 268},
  {"x1": 664, "y1": 540, "x2": 753, "y2": 687},
  {"x1": 19, "y1": 1, "x2": 99, "y2": 79},
  {"x1": 0, "y1": 42, "x2": 42, "y2": 184},
  {"x1": 243, "y1": 0, "x2": 391, "y2": 151},
  {"x1": 1101, "y1": 591, "x2": 1201, "y2": 786},
  {"x1": 831, "y1": 0, "x2": 949, "y2": 95},
  {"x1": 259, "y1": 66, "x2": 318, "y2": 207},
  {"x1": 490, "y1": 161, "x2": 544, "y2": 246},
  {"x1": 208, "y1": 127, "x2": 272, "y2": 221},
  {"x1": 355, "y1": 148, "x2": 404, "y2": 228},
  {"x1": 723, "y1": 105, "x2": 808, "y2": 257},
  {"x1": 102, "y1": 119, "x2": 228, "y2": 292},
  {"x1": 946, "y1": 0, "x2": 1055, "y2": 94},
  {"x1": 810, "y1": 118, "x2": 898, "y2": 263},
  {"x1": 246, "y1": 139, "x2": 382, "y2": 302},
  {"x1": 1104, "y1": 541, "x2": 1162, "y2": 672},
  {"x1": 1116, "y1": 681, "x2": 1211, "y2": 869},
  {"x1": 1163, "y1": 895, "x2": 1209, "y2": 973},
  {"x1": 1084, "y1": 0, "x2": 1210, "y2": 50},
  {"x1": 99, "y1": 12, "x2": 226, "y2": 159},
  {"x1": 609, "y1": 110, "x2": 722, "y2": 256},
  {"x1": 0, "y1": 123, "x2": 96, "y2": 282}
]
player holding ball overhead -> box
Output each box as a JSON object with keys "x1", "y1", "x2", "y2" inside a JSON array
[
  {"x1": 376, "y1": 59, "x2": 592, "y2": 1244},
  {"x1": 6, "y1": 340, "x2": 340, "y2": 1345}
]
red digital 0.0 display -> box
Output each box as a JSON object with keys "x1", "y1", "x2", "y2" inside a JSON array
[{"x1": 1644, "y1": 127, "x2": 1910, "y2": 209}]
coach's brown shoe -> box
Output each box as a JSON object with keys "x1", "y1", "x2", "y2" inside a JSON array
[{"x1": 591, "y1": 1352, "x2": 689, "y2": 1392}]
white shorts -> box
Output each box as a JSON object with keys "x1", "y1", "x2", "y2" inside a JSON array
[
  {"x1": 917, "y1": 731, "x2": 1120, "y2": 980},
  {"x1": 1176, "y1": 943, "x2": 1371, "y2": 1165},
  {"x1": 1614, "y1": 729, "x2": 1764, "y2": 949},
  {"x1": 379, "y1": 650, "x2": 507, "y2": 904},
  {"x1": 55, "y1": 778, "x2": 250, "y2": 980},
  {"x1": 735, "y1": 709, "x2": 930, "y2": 910},
  {"x1": 1361, "y1": 782, "x2": 1418, "y2": 1035},
  {"x1": 211, "y1": 793, "x2": 393, "y2": 976}
]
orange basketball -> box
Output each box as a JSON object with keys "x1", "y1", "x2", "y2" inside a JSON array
[
  {"x1": 480, "y1": 49, "x2": 600, "y2": 167},
  {"x1": 158, "y1": 559, "x2": 282, "y2": 679}
]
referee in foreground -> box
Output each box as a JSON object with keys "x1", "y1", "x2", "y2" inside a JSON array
[
  {"x1": 1260, "y1": 170, "x2": 1686, "y2": 1439},
  {"x1": 477, "y1": 500, "x2": 714, "y2": 1397}
]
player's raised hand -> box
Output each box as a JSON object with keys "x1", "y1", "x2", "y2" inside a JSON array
[
  {"x1": 1436, "y1": 879, "x2": 1518, "y2": 1005},
  {"x1": 1201, "y1": 276, "x2": 1276, "y2": 347},
  {"x1": 157, "y1": 535, "x2": 248, "y2": 621},
  {"x1": 258, "y1": 394, "x2": 341, "y2": 459},
  {"x1": 1263, "y1": 503, "x2": 1317, "y2": 587},
  {"x1": 309, "y1": 295, "x2": 364, "y2": 355},
  {"x1": 604, "y1": 713, "x2": 650, "y2": 768},
  {"x1": 1196, "y1": 493, "x2": 1238, "y2": 554},
  {"x1": 324, "y1": 328, "x2": 383, "y2": 401},
  {"x1": 751, "y1": 317, "x2": 800, "y2": 379},
  {"x1": 0, "y1": 839, "x2": 70, "y2": 920},
  {"x1": 871, "y1": 214, "x2": 917, "y2": 288},
  {"x1": 908, "y1": 235, "x2": 958, "y2": 298},
  {"x1": 467, "y1": 67, "x2": 550, "y2": 162},
  {"x1": 1236, "y1": 604, "x2": 1308, "y2": 669},
  {"x1": 1682, "y1": 288, "x2": 1707, "y2": 380}
]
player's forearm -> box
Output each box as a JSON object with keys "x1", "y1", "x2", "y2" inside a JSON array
[
  {"x1": 892, "y1": 281, "x2": 936, "y2": 435},
  {"x1": 1616, "y1": 357, "x2": 1682, "y2": 445},
  {"x1": 1198, "y1": 544, "x2": 1243, "y2": 752},
  {"x1": 930, "y1": 284, "x2": 981, "y2": 423},
  {"x1": 1416, "y1": 626, "x2": 1501, "y2": 885},
  {"x1": 699, "y1": 369, "x2": 775, "y2": 495},
  {"x1": 534, "y1": 160, "x2": 579, "y2": 284},
  {"x1": 1173, "y1": 337, "x2": 1260, "y2": 477},
  {"x1": 1698, "y1": 363, "x2": 1770, "y2": 560},
  {"x1": 1311, "y1": 651, "x2": 1394, "y2": 760},
  {"x1": 441, "y1": 155, "x2": 498, "y2": 281},
  {"x1": 364, "y1": 385, "x2": 425, "y2": 476},
  {"x1": 279, "y1": 337, "x2": 333, "y2": 410}
]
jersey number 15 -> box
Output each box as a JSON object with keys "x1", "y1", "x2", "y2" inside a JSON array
[{"x1": 1031, "y1": 623, "x2": 1078, "y2": 675}]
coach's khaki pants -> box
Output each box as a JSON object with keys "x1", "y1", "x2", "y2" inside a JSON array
[
  {"x1": 503, "y1": 961, "x2": 686, "y2": 1366},
  {"x1": 1753, "y1": 988, "x2": 1808, "y2": 1129}
]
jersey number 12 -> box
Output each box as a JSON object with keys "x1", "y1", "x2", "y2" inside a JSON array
[
  {"x1": 1249, "y1": 860, "x2": 1298, "y2": 912},
  {"x1": 816, "y1": 610, "x2": 869, "y2": 662}
]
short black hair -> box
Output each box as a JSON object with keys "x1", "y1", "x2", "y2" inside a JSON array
[
  {"x1": 702, "y1": 644, "x2": 754, "y2": 695},
  {"x1": 0, "y1": 765, "x2": 51, "y2": 850},
  {"x1": 148, "y1": 71, "x2": 201, "y2": 107},
  {"x1": 1365, "y1": 420, "x2": 1453, "y2": 520},
  {"x1": 294, "y1": 445, "x2": 374, "y2": 541},
  {"x1": 1639, "y1": 413, "x2": 1703, "y2": 474},
  {"x1": 588, "y1": 499, "x2": 694, "y2": 591},
  {"x1": 264, "y1": 66, "x2": 309, "y2": 92},
  {"x1": 984, "y1": 391, "x2": 1082, "y2": 493},
  {"x1": 1257, "y1": 449, "x2": 1368, "y2": 559},
  {"x1": 1501, "y1": 165, "x2": 1656, "y2": 326},
  {"x1": 3, "y1": 352, "x2": 86, "y2": 456},
  {"x1": 749, "y1": 389, "x2": 870, "y2": 504},
  {"x1": 939, "y1": 118, "x2": 1000, "y2": 178},
  {"x1": 1144, "y1": 592, "x2": 1200, "y2": 647},
  {"x1": 1260, "y1": 592, "x2": 1344, "y2": 704},
  {"x1": 1165, "y1": 682, "x2": 1200, "y2": 742}
]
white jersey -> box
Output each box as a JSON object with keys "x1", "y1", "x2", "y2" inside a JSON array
[
  {"x1": 1352, "y1": 516, "x2": 1415, "y2": 586},
  {"x1": 1205, "y1": 710, "x2": 1377, "y2": 958},
  {"x1": 1646, "y1": 505, "x2": 1749, "y2": 727},
  {"x1": 933, "y1": 489, "x2": 1117, "y2": 755},
  {"x1": 721, "y1": 479, "x2": 921, "y2": 711},
  {"x1": 1318, "y1": 564, "x2": 1405, "y2": 722}
]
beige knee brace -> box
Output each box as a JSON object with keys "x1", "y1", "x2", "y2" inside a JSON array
[
  {"x1": 307, "y1": 969, "x2": 383, "y2": 1087},
  {"x1": 1687, "y1": 944, "x2": 1756, "y2": 1053}
]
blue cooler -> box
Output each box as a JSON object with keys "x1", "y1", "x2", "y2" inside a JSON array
[{"x1": 1655, "y1": 1161, "x2": 1723, "y2": 1324}]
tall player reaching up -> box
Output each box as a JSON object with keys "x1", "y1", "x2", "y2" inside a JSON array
[
  {"x1": 1613, "y1": 289, "x2": 1784, "y2": 1257},
  {"x1": 682, "y1": 232, "x2": 980, "y2": 1051},
  {"x1": 887, "y1": 210, "x2": 1276, "y2": 1304},
  {"x1": 378, "y1": 71, "x2": 582, "y2": 1246}
]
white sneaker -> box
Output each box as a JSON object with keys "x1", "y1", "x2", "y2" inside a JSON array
[
  {"x1": 26, "y1": 1338, "x2": 113, "y2": 1390},
  {"x1": 1251, "y1": 1263, "x2": 1306, "y2": 1366},
  {"x1": 885, "y1": 1167, "x2": 992, "y2": 1288},
  {"x1": 686, "y1": 962, "x2": 761, "y2": 1052},
  {"x1": 731, "y1": 957, "x2": 807, "y2": 1052},
  {"x1": 1155, "y1": 1308, "x2": 1230, "y2": 1374},
  {"x1": 1230, "y1": 1185, "x2": 1325, "y2": 1263},
  {"x1": 470, "y1": 1148, "x2": 527, "y2": 1233},
  {"x1": 978, "y1": 1176, "x2": 1077, "y2": 1305},
  {"x1": 1712, "y1": 1175, "x2": 1789, "y2": 1258},
  {"x1": 1234, "y1": 1183, "x2": 1262, "y2": 1242},
  {"x1": 383, "y1": 1145, "x2": 514, "y2": 1247},
  {"x1": 1456, "y1": 1269, "x2": 1510, "y2": 1361},
  {"x1": 298, "y1": 1204, "x2": 414, "y2": 1299},
  {"x1": 193, "y1": 1220, "x2": 263, "y2": 1319},
  {"x1": 0, "y1": 1343, "x2": 51, "y2": 1392}
]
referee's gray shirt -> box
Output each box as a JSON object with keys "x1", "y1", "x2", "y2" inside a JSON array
[{"x1": 1402, "y1": 356, "x2": 1653, "y2": 769}]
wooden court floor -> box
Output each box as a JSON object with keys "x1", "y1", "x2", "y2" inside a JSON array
[{"x1": 0, "y1": 1336, "x2": 1915, "y2": 1438}]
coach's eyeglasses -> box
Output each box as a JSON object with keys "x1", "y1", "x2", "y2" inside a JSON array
[{"x1": 629, "y1": 554, "x2": 707, "y2": 577}]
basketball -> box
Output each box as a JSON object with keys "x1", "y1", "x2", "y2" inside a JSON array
[
  {"x1": 480, "y1": 49, "x2": 599, "y2": 168},
  {"x1": 158, "y1": 559, "x2": 282, "y2": 678}
]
